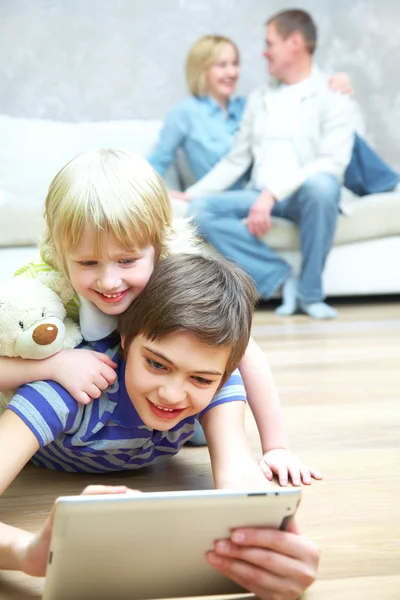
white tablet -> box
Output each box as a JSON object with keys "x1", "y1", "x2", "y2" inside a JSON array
[{"x1": 43, "y1": 488, "x2": 301, "y2": 600}]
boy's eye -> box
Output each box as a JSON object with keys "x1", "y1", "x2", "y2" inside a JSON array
[
  {"x1": 119, "y1": 258, "x2": 137, "y2": 265},
  {"x1": 79, "y1": 261, "x2": 97, "y2": 267},
  {"x1": 192, "y1": 376, "x2": 213, "y2": 386},
  {"x1": 146, "y1": 358, "x2": 166, "y2": 371}
]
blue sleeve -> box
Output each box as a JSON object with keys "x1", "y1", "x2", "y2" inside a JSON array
[
  {"x1": 198, "y1": 369, "x2": 246, "y2": 419},
  {"x1": 148, "y1": 102, "x2": 189, "y2": 176},
  {"x1": 7, "y1": 381, "x2": 82, "y2": 447}
]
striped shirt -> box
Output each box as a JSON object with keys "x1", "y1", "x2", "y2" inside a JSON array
[{"x1": 8, "y1": 334, "x2": 246, "y2": 473}]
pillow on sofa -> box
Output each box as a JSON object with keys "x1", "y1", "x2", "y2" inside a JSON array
[{"x1": 0, "y1": 115, "x2": 180, "y2": 246}]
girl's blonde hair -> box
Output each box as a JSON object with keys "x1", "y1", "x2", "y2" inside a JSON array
[
  {"x1": 40, "y1": 149, "x2": 174, "y2": 275},
  {"x1": 185, "y1": 35, "x2": 239, "y2": 97}
]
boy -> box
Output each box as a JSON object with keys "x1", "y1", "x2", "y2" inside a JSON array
[{"x1": 0, "y1": 253, "x2": 267, "y2": 493}]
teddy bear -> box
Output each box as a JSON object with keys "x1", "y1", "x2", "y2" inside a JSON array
[{"x1": 0, "y1": 271, "x2": 82, "y2": 413}]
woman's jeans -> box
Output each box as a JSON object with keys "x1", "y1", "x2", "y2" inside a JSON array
[{"x1": 345, "y1": 134, "x2": 399, "y2": 195}]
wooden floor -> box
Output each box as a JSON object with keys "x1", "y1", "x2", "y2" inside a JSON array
[{"x1": 0, "y1": 299, "x2": 399, "y2": 599}]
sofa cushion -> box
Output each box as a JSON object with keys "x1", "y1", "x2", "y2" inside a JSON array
[
  {"x1": 1, "y1": 115, "x2": 399, "y2": 251},
  {"x1": 261, "y1": 190, "x2": 400, "y2": 251},
  {"x1": 0, "y1": 115, "x2": 179, "y2": 246},
  {"x1": 174, "y1": 191, "x2": 400, "y2": 250}
]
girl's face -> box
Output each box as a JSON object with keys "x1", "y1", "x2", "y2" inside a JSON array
[
  {"x1": 205, "y1": 43, "x2": 239, "y2": 103},
  {"x1": 66, "y1": 229, "x2": 155, "y2": 316}
]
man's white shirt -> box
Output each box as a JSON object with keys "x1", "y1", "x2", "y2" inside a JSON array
[
  {"x1": 187, "y1": 67, "x2": 356, "y2": 206},
  {"x1": 253, "y1": 78, "x2": 310, "y2": 193}
]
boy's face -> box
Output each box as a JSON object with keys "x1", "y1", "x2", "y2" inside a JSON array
[
  {"x1": 66, "y1": 230, "x2": 155, "y2": 315},
  {"x1": 122, "y1": 331, "x2": 230, "y2": 431}
]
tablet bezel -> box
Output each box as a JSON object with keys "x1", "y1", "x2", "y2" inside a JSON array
[{"x1": 43, "y1": 488, "x2": 301, "y2": 600}]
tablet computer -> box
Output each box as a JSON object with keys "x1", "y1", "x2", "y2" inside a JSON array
[{"x1": 43, "y1": 487, "x2": 301, "y2": 600}]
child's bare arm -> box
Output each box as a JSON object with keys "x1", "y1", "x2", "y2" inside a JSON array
[
  {"x1": 201, "y1": 401, "x2": 270, "y2": 490},
  {"x1": 0, "y1": 409, "x2": 40, "y2": 496},
  {"x1": 239, "y1": 338, "x2": 322, "y2": 486},
  {"x1": 0, "y1": 356, "x2": 53, "y2": 392},
  {"x1": 0, "y1": 484, "x2": 139, "y2": 574},
  {"x1": 239, "y1": 337, "x2": 288, "y2": 453},
  {"x1": 0, "y1": 350, "x2": 117, "y2": 405}
]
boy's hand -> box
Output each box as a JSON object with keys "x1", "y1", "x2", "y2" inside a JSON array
[
  {"x1": 47, "y1": 349, "x2": 117, "y2": 404},
  {"x1": 16, "y1": 485, "x2": 141, "y2": 577},
  {"x1": 259, "y1": 449, "x2": 323, "y2": 487},
  {"x1": 207, "y1": 518, "x2": 320, "y2": 600}
]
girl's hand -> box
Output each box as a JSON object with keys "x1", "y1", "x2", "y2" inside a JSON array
[
  {"x1": 207, "y1": 519, "x2": 320, "y2": 600},
  {"x1": 17, "y1": 485, "x2": 141, "y2": 577},
  {"x1": 329, "y1": 72, "x2": 354, "y2": 97},
  {"x1": 259, "y1": 449, "x2": 323, "y2": 487},
  {"x1": 47, "y1": 349, "x2": 117, "y2": 404}
]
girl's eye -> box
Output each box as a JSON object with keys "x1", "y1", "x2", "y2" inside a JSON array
[
  {"x1": 79, "y1": 261, "x2": 97, "y2": 267},
  {"x1": 192, "y1": 376, "x2": 213, "y2": 386},
  {"x1": 146, "y1": 358, "x2": 166, "y2": 371},
  {"x1": 119, "y1": 258, "x2": 136, "y2": 265}
]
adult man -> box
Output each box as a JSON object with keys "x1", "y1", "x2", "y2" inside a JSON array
[{"x1": 186, "y1": 9, "x2": 355, "y2": 319}]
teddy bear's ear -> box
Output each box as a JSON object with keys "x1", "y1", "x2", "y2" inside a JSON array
[{"x1": 36, "y1": 271, "x2": 76, "y2": 304}]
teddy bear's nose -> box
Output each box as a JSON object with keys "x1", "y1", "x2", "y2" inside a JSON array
[{"x1": 32, "y1": 323, "x2": 59, "y2": 346}]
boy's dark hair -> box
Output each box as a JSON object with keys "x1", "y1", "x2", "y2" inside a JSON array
[
  {"x1": 118, "y1": 253, "x2": 257, "y2": 385},
  {"x1": 267, "y1": 9, "x2": 317, "y2": 54}
]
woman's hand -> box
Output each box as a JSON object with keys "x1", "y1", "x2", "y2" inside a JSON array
[
  {"x1": 207, "y1": 518, "x2": 320, "y2": 600},
  {"x1": 16, "y1": 485, "x2": 141, "y2": 577},
  {"x1": 329, "y1": 72, "x2": 354, "y2": 97}
]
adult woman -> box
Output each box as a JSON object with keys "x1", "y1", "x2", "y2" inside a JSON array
[{"x1": 149, "y1": 34, "x2": 399, "y2": 197}]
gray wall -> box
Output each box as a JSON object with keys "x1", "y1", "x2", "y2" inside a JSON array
[{"x1": 1, "y1": 0, "x2": 399, "y2": 168}]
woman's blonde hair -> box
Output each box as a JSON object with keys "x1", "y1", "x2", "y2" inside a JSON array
[
  {"x1": 185, "y1": 34, "x2": 239, "y2": 97},
  {"x1": 40, "y1": 149, "x2": 174, "y2": 275}
]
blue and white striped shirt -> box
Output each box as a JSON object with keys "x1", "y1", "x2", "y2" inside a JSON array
[{"x1": 8, "y1": 335, "x2": 246, "y2": 473}]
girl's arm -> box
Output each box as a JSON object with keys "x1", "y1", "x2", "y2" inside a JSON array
[
  {"x1": 201, "y1": 401, "x2": 270, "y2": 490},
  {"x1": 0, "y1": 350, "x2": 117, "y2": 404},
  {"x1": 240, "y1": 338, "x2": 322, "y2": 486},
  {"x1": 240, "y1": 337, "x2": 288, "y2": 453},
  {"x1": 0, "y1": 355, "x2": 57, "y2": 392}
]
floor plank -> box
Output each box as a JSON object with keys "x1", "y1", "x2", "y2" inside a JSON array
[{"x1": 0, "y1": 300, "x2": 399, "y2": 598}]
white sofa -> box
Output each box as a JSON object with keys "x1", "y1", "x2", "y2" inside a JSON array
[{"x1": 1, "y1": 114, "x2": 400, "y2": 295}]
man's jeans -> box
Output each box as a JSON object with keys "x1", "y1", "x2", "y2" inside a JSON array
[{"x1": 188, "y1": 173, "x2": 341, "y2": 303}]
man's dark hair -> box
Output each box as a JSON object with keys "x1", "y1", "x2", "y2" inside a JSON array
[{"x1": 267, "y1": 9, "x2": 317, "y2": 54}]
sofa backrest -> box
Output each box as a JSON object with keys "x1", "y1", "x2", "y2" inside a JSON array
[{"x1": 0, "y1": 115, "x2": 185, "y2": 247}]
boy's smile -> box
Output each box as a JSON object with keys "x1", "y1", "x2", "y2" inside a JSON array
[
  {"x1": 122, "y1": 331, "x2": 230, "y2": 431},
  {"x1": 66, "y1": 230, "x2": 155, "y2": 315}
]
